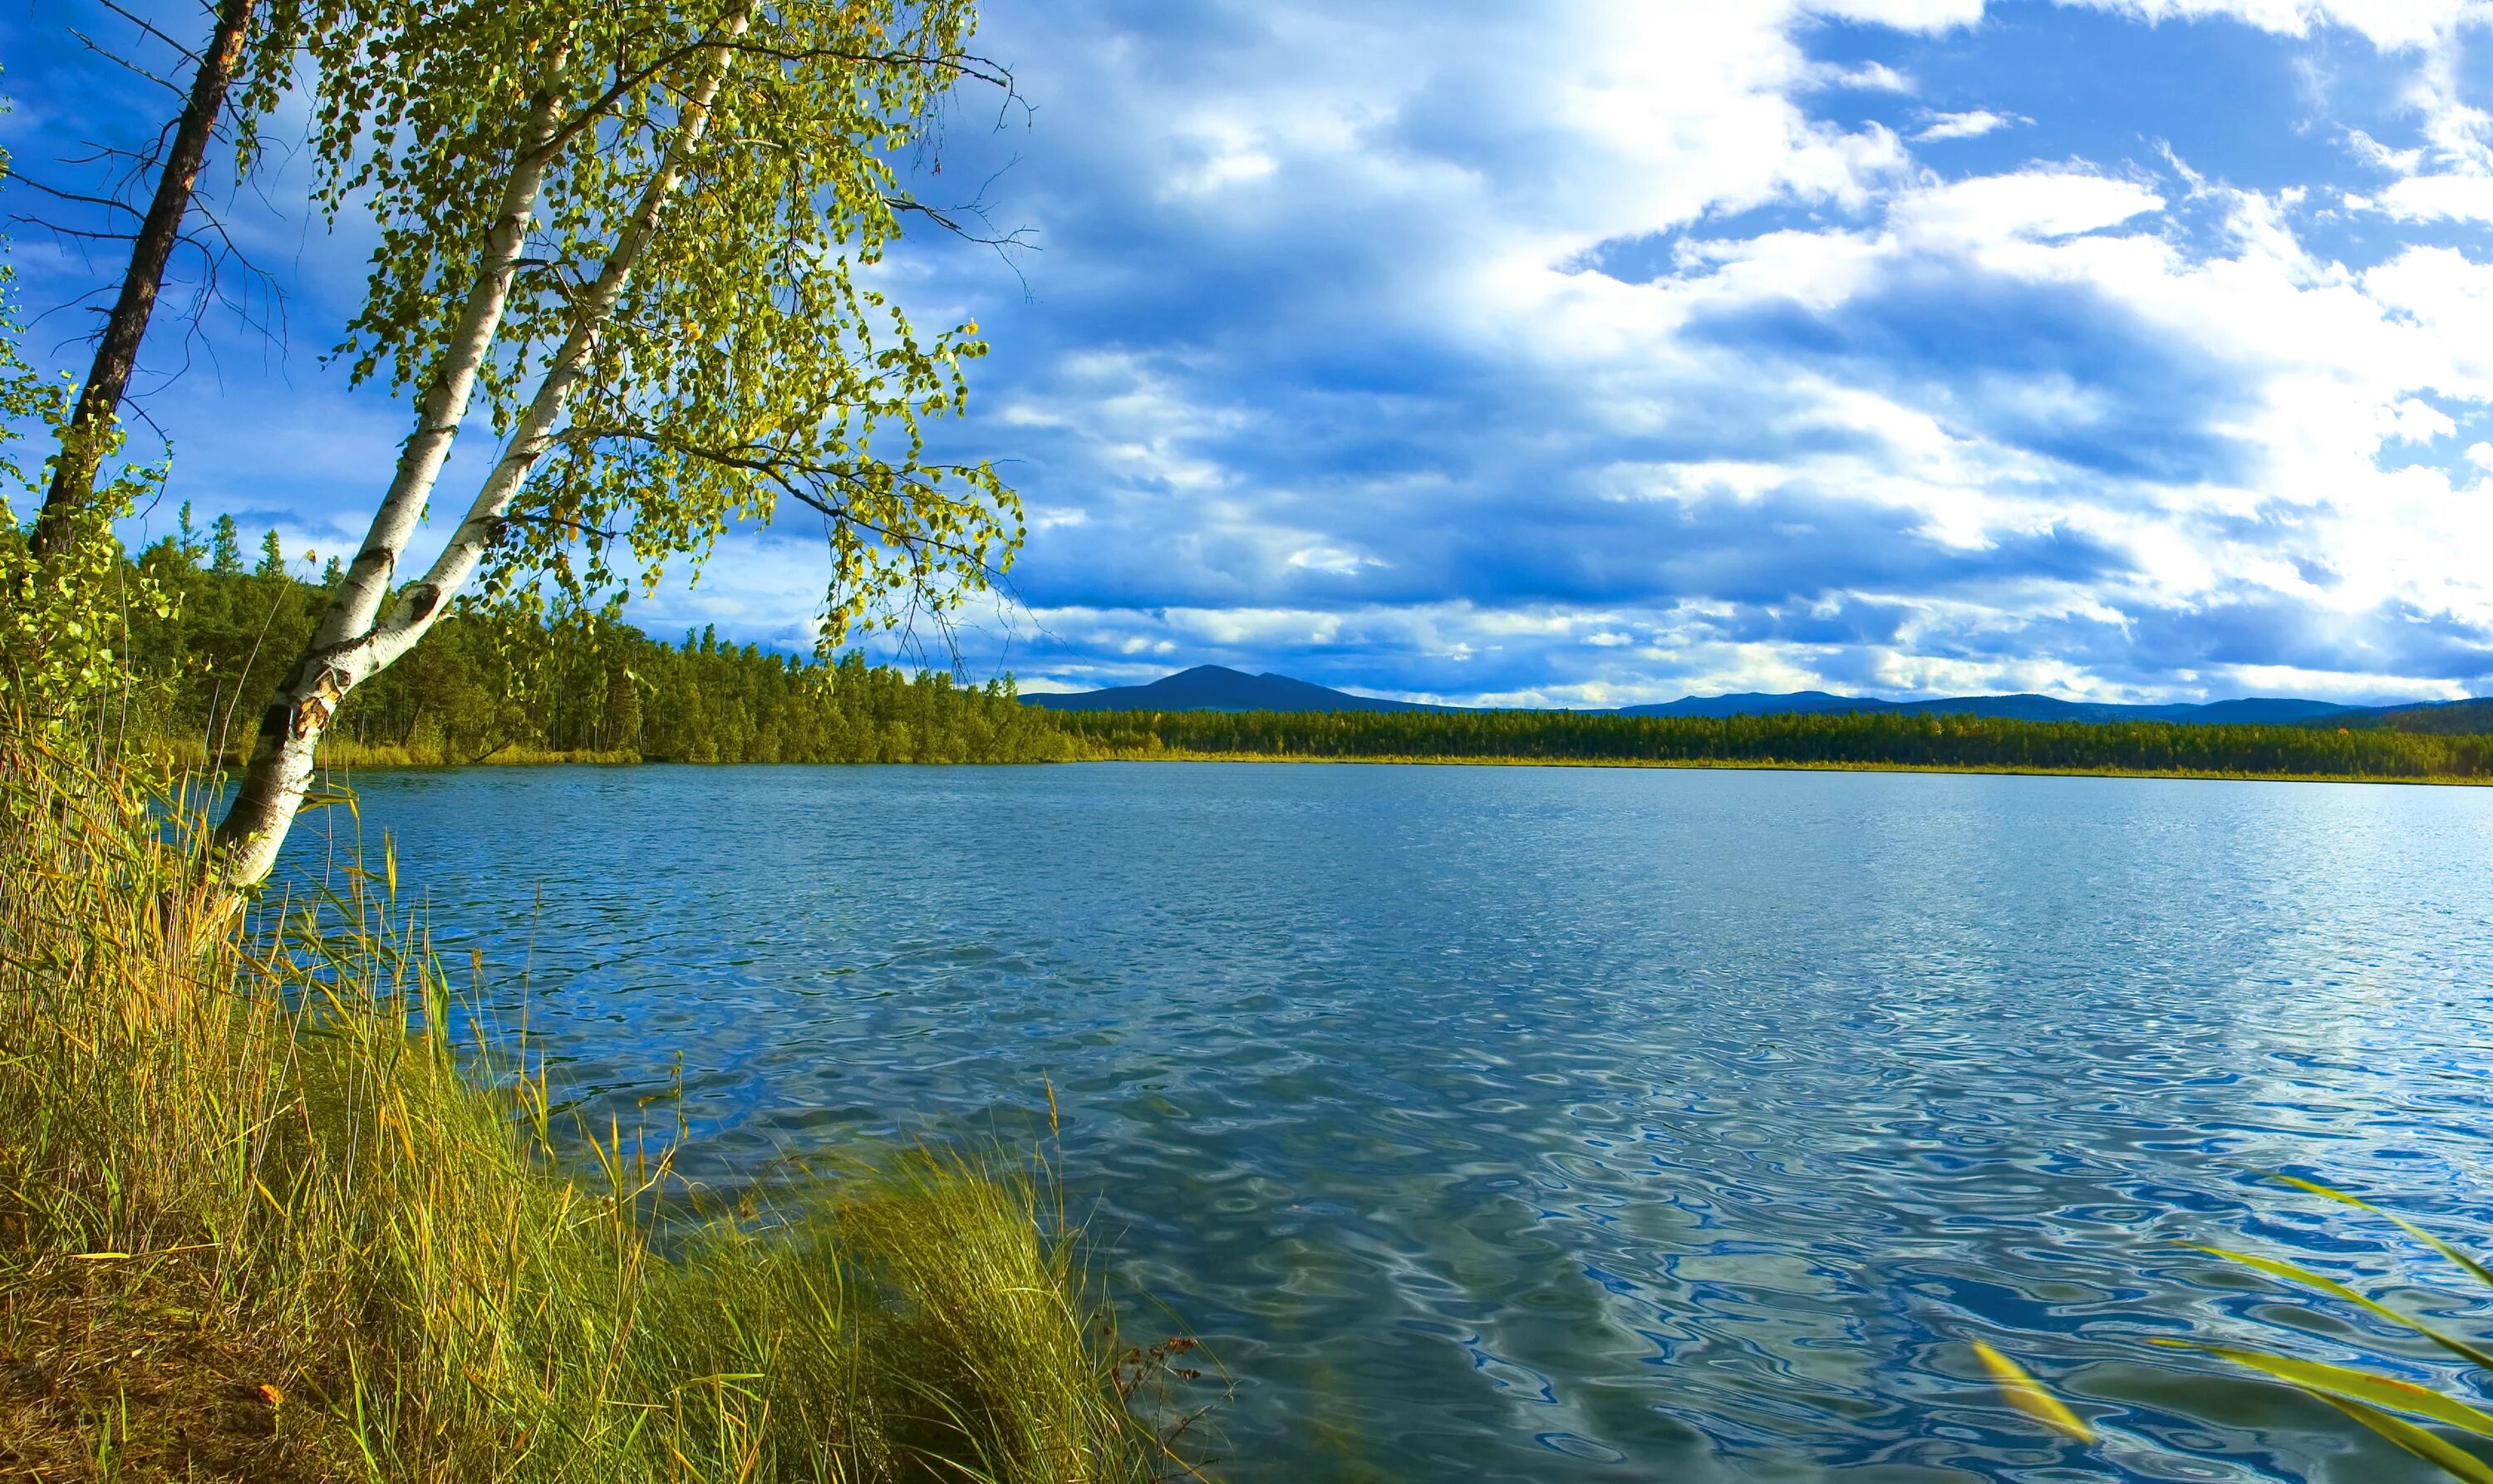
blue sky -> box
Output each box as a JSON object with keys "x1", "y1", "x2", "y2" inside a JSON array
[{"x1": 11, "y1": 0, "x2": 2493, "y2": 705}]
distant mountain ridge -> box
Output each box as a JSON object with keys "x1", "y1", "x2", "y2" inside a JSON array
[
  {"x1": 1021, "y1": 666, "x2": 1445, "y2": 713},
  {"x1": 1023, "y1": 665, "x2": 2489, "y2": 728},
  {"x1": 1611, "y1": 690, "x2": 2366, "y2": 725}
]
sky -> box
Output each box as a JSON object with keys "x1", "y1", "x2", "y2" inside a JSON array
[{"x1": 11, "y1": 1, "x2": 2493, "y2": 705}]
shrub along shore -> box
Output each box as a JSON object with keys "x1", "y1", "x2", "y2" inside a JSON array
[
  {"x1": 0, "y1": 725, "x2": 1195, "y2": 1481},
  {"x1": 1053, "y1": 709, "x2": 2493, "y2": 784}
]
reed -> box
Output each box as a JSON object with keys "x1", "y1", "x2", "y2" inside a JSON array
[
  {"x1": 2151, "y1": 1177, "x2": 2493, "y2": 1481},
  {"x1": 1974, "y1": 1177, "x2": 2493, "y2": 1480},
  {"x1": 0, "y1": 725, "x2": 1197, "y2": 1482}
]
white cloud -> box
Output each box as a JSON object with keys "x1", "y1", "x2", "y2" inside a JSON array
[
  {"x1": 2345, "y1": 126, "x2": 2426, "y2": 176},
  {"x1": 1803, "y1": 0, "x2": 1988, "y2": 27},
  {"x1": 2060, "y1": 0, "x2": 2489, "y2": 49},
  {"x1": 932, "y1": 0, "x2": 2493, "y2": 702},
  {"x1": 1891, "y1": 170, "x2": 2166, "y2": 242},
  {"x1": 1827, "y1": 61, "x2": 1915, "y2": 91},
  {"x1": 1913, "y1": 109, "x2": 2025, "y2": 141},
  {"x1": 39, "y1": 0, "x2": 2493, "y2": 703}
]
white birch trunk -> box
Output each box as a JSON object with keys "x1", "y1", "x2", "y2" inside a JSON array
[
  {"x1": 320, "y1": 62, "x2": 573, "y2": 648},
  {"x1": 212, "y1": 21, "x2": 748, "y2": 892}
]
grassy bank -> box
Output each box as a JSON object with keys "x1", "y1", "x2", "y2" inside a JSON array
[
  {"x1": 157, "y1": 736, "x2": 642, "y2": 769},
  {"x1": 0, "y1": 730, "x2": 1196, "y2": 1482}
]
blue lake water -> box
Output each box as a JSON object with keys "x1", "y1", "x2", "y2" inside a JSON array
[{"x1": 293, "y1": 761, "x2": 2493, "y2": 1482}]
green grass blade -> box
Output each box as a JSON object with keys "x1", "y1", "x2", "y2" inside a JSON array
[
  {"x1": 2172, "y1": 1342, "x2": 2493, "y2": 1438},
  {"x1": 2301, "y1": 1389, "x2": 2493, "y2": 1483},
  {"x1": 2191, "y1": 1245, "x2": 2493, "y2": 1373},
  {"x1": 2269, "y1": 1176, "x2": 2493, "y2": 1293}
]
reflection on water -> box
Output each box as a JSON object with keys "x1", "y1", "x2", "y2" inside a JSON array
[{"x1": 287, "y1": 762, "x2": 2493, "y2": 1482}]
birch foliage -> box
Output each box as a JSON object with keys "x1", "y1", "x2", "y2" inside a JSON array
[
  {"x1": 320, "y1": 0, "x2": 1011, "y2": 623},
  {"x1": 214, "y1": 0, "x2": 1016, "y2": 884}
]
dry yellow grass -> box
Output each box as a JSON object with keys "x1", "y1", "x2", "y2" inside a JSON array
[{"x1": 0, "y1": 728, "x2": 1206, "y2": 1482}]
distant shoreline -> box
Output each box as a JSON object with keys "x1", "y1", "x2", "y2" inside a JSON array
[
  {"x1": 1070, "y1": 750, "x2": 2493, "y2": 786},
  {"x1": 236, "y1": 746, "x2": 2493, "y2": 787}
]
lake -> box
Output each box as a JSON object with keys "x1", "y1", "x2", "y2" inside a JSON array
[{"x1": 291, "y1": 761, "x2": 2493, "y2": 1482}]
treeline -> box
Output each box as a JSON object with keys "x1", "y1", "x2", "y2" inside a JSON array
[
  {"x1": 113, "y1": 515, "x2": 1071, "y2": 765},
  {"x1": 2341, "y1": 698, "x2": 2493, "y2": 735},
  {"x1": 1054, "y1": 706, "x2": 2493, "y2": 780},
  {"x1": 89, "y1": 526, "x2": 2493, "y2": 781}
]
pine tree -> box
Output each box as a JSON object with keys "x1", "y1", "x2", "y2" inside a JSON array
[
  {"x1": 209, "y1": 514, "x2": 243, "y2": 576},
  {"x1": 176, "y1": 501, "x2": 206, "y2": 563}
]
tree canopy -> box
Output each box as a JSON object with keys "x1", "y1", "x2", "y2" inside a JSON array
[{"x1": 214, "y1": 0, "x2": 1023, "y2": 887}]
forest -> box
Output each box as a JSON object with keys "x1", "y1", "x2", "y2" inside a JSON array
[
  {"x1": 101, "y1": 535, "x2": 2493, "y2": 783},
  {"x1": 113, "y1": 513, "x2": 1072, "y2": 765},
  {"x1": 1054, "y1": 705, "x2": 2493, "y2": 781}
]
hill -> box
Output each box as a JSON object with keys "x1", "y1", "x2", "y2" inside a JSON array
[
  {"x1": 1616, "y1": 691, "x2": 2368, "y2": 725},
  {"x1": 2338, "y1": 698, "x2": 2493, "y2": 734},
  {"x1": 1023, "y1": 668, "x2": 2411, "y2": 725},
  {"x1": 1020, "y1": 665, "x2": 1443, "y2": 713}
]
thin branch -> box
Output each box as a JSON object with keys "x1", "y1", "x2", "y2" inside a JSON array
[
  {"x1": 880, "y1": 192, "x2": 1035, "y2": 251},
  {"x1": 541, "y1": 37, "x2": 1014, "y2": 161},
  {"x1": 7, "y1": 176, "x2": 148, "y2": 218},
  {"x1": 67, "y1": 27, "x2": 189, "y2": 101},
  {"x1": 546, "y1": 423, "x2": 1010, "y2": 582},
  {"x1": 92, "y1": 0, "x2": 204, "y2": 64}
]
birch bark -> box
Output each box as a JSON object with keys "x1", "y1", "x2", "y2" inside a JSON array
[
  {"x1": 315, "y1": 53, "x2": 574, "y2": 649},
  {"x1": 210, "y1": 22, "x2": 746, "y2": 892}
]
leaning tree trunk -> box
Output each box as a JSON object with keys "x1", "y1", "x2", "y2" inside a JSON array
[
  {"x1": 209, "y1": 22, "x2": 746, "y2": 892},
  {"x1": 29, "y1": 0, "x2": 253, "y2": 559}
]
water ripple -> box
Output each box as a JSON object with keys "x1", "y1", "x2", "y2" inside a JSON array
[{"x1": 295, "y1": 762, "x2": 2493, "y2": 1482}]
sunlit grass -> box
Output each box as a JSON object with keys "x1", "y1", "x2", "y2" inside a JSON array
[
  {"x1": 0, "y1": 725, "x2": 1202, "y2": 1481},
  {"x1": 152, "y1": 735, "x2": 640, "y2": 769}
]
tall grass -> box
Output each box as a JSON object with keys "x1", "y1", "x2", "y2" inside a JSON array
[{"x1": 0, "y1": 725, "x2": 1197, "y2": 1481}]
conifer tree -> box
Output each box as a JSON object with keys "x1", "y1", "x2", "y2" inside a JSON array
[{"x1": 209, "y1": 514, "x2": 242, "y2": 576}]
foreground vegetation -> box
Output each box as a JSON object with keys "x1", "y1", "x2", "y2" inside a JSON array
[
  {"x1": 0, "y1": 725, "x2": 1191, "y2": 1481},
  {"x1": 1060, "y1": 706, "x2": 2493, "y2": 782}
]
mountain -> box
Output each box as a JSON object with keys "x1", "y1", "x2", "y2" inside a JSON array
[
  {"x1": 1614, "y1": 691, "x2": 2370, "y2": 724},
  {"x1": 1020, "y1": 665, "x2": 1443, "y2": 713},
  {"x1": 2338, "y1": 697, "x2": 2493, "y2": 734},
  {"x1": 1020, "y1": 666, "x2": 2492, "y2": 726}
]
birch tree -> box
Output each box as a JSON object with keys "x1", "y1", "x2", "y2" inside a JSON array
[{"x1": 211, "y1": 0, "x2": 1018, "y2": 888}]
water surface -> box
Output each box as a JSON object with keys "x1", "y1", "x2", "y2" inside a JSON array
[{"x1": 290, "y1": 762, "x2": 2493, "y2": 1482}]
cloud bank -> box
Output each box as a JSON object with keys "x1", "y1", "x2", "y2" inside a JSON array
[{"x1": 12, "y1": 0, "x2": 2493, "y2": 704}]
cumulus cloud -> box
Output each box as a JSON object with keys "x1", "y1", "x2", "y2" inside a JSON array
[
  {"x1": 888, "y1": 0, "x2": 2493, "y2": 703},
  {"x1": 16, "y1": 0, "x2": 2493, "y2": 703},
  {"x1": 1912, "y1": 109, "x2": 2026, "y2": 141}
]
